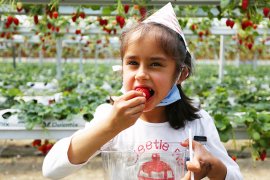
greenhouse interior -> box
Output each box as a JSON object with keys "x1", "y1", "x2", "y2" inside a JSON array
[{"x1": 0, "y1": 0, "x2": 270, "y2": 179}]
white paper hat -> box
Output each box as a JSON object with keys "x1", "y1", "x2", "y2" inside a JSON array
[{"x1": 143, "y1": 2, "x2": 188, "y2": 50}]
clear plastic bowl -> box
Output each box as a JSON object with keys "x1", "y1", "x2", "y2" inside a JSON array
[{"x1": 101, "y1": 150, "x2": 187, "y2": 180}]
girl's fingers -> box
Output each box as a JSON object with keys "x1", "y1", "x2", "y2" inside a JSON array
[
  {"x1": 126, "y1": 96, "x2": 146, "y2": 107},
  {"x1": 181, "y1": 171, "x2": 191, "y2": 180},
  {"x1": 119, "y1": 90, "x2": 145, "y2": 101},
  {"x1": 186, "y1": 158, "x2": 201, "y2": 173},
  {"x1": 126, "y1": 103, "x2": 145, "y2": 115},
  {"x1": 181, "y1": 139, "x2": 199, "y2": 149}
]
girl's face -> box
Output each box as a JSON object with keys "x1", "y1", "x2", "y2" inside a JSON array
[{"x1": 122, "y1": 30, "x2": 178, "y2": 112}]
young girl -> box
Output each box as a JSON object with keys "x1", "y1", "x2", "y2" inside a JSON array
[{"x1": 43, "y1": 3, "x2": 242, "y2": 180}]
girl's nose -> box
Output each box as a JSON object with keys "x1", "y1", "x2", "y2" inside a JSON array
[{"x1": 135, "y1": 67, "x2": 149, "y2": 81}]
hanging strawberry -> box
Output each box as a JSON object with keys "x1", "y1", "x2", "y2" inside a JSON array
[
  {"x1": 139, "y1": 6, "x2": 147, "y2": 18},
  {"x1": 71, "y1": 13, "x2": 78, "y2": 22},
  {"x1": 241, "y1": 0, "x2": 249, "y2": 11},
  {"x1": 52, "y1": 11, "x2": 58, "y2": 19},
  {"x1": 6, "y1": 16, "x2": 13, "y2": 26},
  {"x1": 259, "y1": 150, "x2": 267, "y2": 161},
  {"x1": 79, "y1": 12, "x2": 86, "y2": 19},
  {"x1": 13, "y1": 17, "x2": 19, "y2": 26},
  {"x1": 47, "y1": 23, "x2": 52, "y2": 30},
  {"x1": 32, "y1": 139, "x2": 42, "y2": 147},
  {"x1": 246, "y1": 42, "x2": 253, "y2": 50},
  {"x1": 190, "y1": 23, "x2": 198, "y2": 31},
  {"x1": 263, "y1": 7, "x2": 270, "y2": 17},
  {"x1": 34, "y1": 15, "x2": 39, "y2": 25},
  {"x1": 124, "y1": 4, "x2": 130, "y2": 14},
  {"x1": 226, "y1": 19, "x2": 235, "y2": 29},
  {"x1": 241, "y1": 19, "x2": 253, "y2": 30},
  {"x1": 75, "y1": 29, "x2": 81, "y2": 35},
  {"x1": 116, "y1": 15, "x2": 125, "y2": 28}
]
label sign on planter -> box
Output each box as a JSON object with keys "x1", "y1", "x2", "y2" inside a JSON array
[{"x1": 0, "y1": 109, "x2": 85, "y2": 128}]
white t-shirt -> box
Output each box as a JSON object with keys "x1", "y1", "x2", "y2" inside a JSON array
[{"x1": 43, "y1": 103, "x2": 242, "y2": 180}]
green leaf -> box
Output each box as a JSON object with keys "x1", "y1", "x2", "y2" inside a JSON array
[
  {"x1": 252, "y1": 132, "x2": 260, "y2": 140},
  {"x1": 82, "y1": 113, "x2": 93, "y2": 121},
  {"x1": 90, "y1": 5, "x2": 100, "y2": 10},
  {"x1": 220, "y1": 0, "x2": 231, "y2": 9},
  {"x1": 102, "y1": 6, "x2": 112, "y2": 15},
  {"x1": 2, "y1": 112, "x2": 12, "y2": 119}
]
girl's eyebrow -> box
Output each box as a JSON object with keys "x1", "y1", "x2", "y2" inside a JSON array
[
  {"x1": 124, "y1": 55, "x2": 167, "y2": 61},
  {"x1": 124, "y1": 55, "x2": 138, "y2": 60},
  {"x1": 149, "y1": 56, "x2": 167, "y2": 61}
]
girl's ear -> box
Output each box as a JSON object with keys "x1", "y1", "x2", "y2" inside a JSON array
[{"x1": 177, "y1": 67, "x2": 189, "y2": 84}]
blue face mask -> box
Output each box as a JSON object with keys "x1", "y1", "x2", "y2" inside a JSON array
[
  {"x1": 120, "y1": 84, "x2": 181, "y2": 106},
  {"x1": 157, "y1": 84, "x2": 181, "y2": 106}
]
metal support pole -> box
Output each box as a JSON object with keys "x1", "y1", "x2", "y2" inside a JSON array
[
  {"x1": 219, "y1": 35, "x2": 224, "y2": 82},
  {"x1": 39, "y1": 45, "x2": 44, "y2": 66},
  {"x1": 12, "y1": 44, "x2": 16, "y2": 69},
  {"x1": 253, "y1": 51, "x2": 258, "y2": 69},
  {"x1": 94, "y1": 45, "x2": 99, "y2": 70},
  {"x1": 79, "y1": 43, "x2": 83, "y2": 74},
  {"x1": 18, "y1": 45, "x2": 22, "y2": 63},
  {"x1": 235, "y1": 50, "x2": 240, "y2": 67},
  {"x1": 56, "y1": 38, "x2": 63, "y2": 79}
]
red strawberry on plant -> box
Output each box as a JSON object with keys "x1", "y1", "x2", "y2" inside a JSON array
[
  {"x1": 32, "y1": 139, "x2": 42, "y2": 147},
  {"x1": 135, "y1": 87, "x2": 151, "y2": 100},
  {"x1": 226, "y1": 19, "x2": 235, "y2": 29},
  {"x1": 139, "y1": 6, "x2": 147, "y2": 18},
  {"x1": 55, "y1": 27, "x2": 60, "y2": 32},
  {"x1": 75, "y1": 29, "x2": 81, "y2": 35},
  {"x1": 263, "y1": 7, "x2": 270, "y2": 17},
  {"x1": 226, "y1": 19, "x2": 230, "y2": 27},
  {"x1": 246, "y1": 43, "x2": 253, "y2": 50},
  {"x1": 116, "y1": 15, "x2": 125, "y2": 28},
  {"x1": 38, "y1": 144, "x2": 46, "y2": 154},
  {"x1": 52, "y1": 11, "x2": 58, "y2": 19},
  {"x1": 198, "y1": 31, "x2": 204, "y2": 38},
  {"x1": 124, "y1": 4, "x2": 130, "y2": 14},
  {"x1": 13, "y1": 17, "x2": 19, "y2": 26},
  {"x1": 7, "y1": 16, "x2": 13, "y2": 25},
  {"x1": 34, "y1": 15, "x2": 39, "y2": 25},
  {"x1": 259, "y1": 150, "x2": 267, "y2": 161},
  {"x1": 72, "y1": 13, "x2": 77, "y2": 22},
  {"x1": 190, "y1": 24, "x2": 197, "y2": 31},
  {"x1": 242, "y1": 0, "x2": 248, "y2": 11},
  {"x1": 45, "y1": 143, "x2": 54, "y2": 152},
  {"x1": 79, "y1": 12, "x2": 86, "y2": 19},
  {"x1": 47, "y1": 23, "x2": 52, "y2": 29},
  {"x1": 1, "y1": 32, "x2": 5, "y2": 38}
]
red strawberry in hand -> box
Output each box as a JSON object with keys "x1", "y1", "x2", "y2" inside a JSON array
[{"x1": 135, "y1": 87, "x2": 151, "y2": 100}]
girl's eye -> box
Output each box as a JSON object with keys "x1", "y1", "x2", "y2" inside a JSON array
[
  {"x1": 151, "y1": 62, "x2": 162, "y2": 67},
  {"x1": 127, "y1": 61, "x2": 138, "y2": 65}
]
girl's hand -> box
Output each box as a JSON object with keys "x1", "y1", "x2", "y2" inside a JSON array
[
  {"x1": 108, "y1": 90, "x2": 146, "y2": 131},
  {"x1": 181, "y1": 139, "x2": 227, "y2": 180}
]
